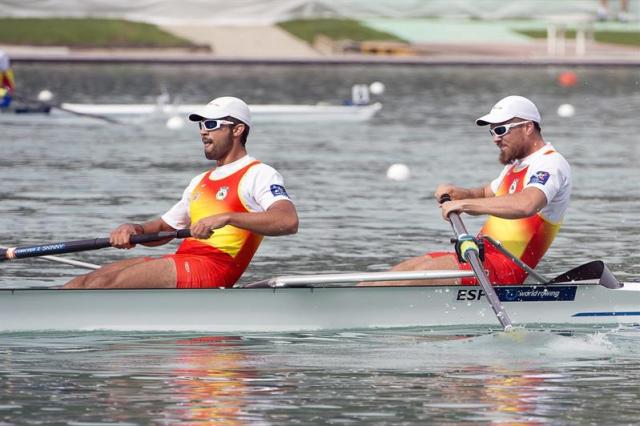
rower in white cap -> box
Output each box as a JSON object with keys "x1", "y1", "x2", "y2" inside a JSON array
[
  {"x1": 363, "y1": 95, "x2": 572, "y2": 287},
  {"x1": 65, "y1": 96, "x2": 299, "y2": 289}
]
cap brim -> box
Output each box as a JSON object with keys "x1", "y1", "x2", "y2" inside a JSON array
[
  {"x1": 188, "y1": 105, "x2": 227, "y2": 122},
  {"x1": 475, "y1": 111, "x2": 514, "y2": 126}
]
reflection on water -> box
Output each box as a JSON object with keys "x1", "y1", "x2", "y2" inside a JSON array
[
  {"x1": 1, "y1": 64, "x2": 639, "y2": 423},
  {"x1": 169, "y1": 336, "x2": 256, "y2": 425},
  {"x1": 2, "y1": 328, "x2": 640, "y2": 424}
]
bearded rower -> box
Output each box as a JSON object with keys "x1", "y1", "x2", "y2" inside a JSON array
[{"x1": 364, "y1": 95, "x2": 571, "y2": 286}]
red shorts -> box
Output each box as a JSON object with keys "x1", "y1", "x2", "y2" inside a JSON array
[
  {"x1": 428, "y1": 241, "x2": 526, "y2": 285},
  {"x1": 152, "y1": 240, "x2": 241, "y2": 289},
  {"x1": 163, "y1": 253, "x2": 237, "y2": 289}
]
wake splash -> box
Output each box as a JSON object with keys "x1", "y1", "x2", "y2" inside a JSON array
[{"x1": 237, "y1": 326, "x2": 640, "y2": 372}]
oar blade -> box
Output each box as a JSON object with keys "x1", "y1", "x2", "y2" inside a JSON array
[{"x1": 549, "y1": 260, "x2": 622, "y2": 289}]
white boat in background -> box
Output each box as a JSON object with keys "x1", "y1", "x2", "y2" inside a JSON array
[
  {"x1": 5, "y1": 82, "x2": 384, "y2": 123},
  {"x1": 1, "y1": 267, "x2": 638, "y2": 333},
  {"x1": 57, "y1": 101, "x2": 383, "y2": 123}
]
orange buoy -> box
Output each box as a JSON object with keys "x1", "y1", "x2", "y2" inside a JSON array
[{"x1": 558, "y1": 71, "x2": 578, "y2": 87}]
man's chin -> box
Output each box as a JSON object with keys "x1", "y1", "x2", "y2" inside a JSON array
[{"x1": 499, "y1": 152, "x2": 510, "y2": 165}]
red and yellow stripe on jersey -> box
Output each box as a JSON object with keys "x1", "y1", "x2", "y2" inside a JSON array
[
  {"x1": 175, "y1": 160, "x2": 263, "y2": 287},
  {"x1": 1, "y1": 68, "x2": 15, "y2": 93},
  {"x1": 479, "y1": 150, "x2": 561, "y2": 270}
]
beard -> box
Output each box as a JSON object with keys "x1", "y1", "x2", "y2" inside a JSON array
[
  {"x1": 498, "y1": 141, "x2": 529, "y2": 165},
  {"x1": 203, "y1": 132, "x2": 233, "y2": 161}
]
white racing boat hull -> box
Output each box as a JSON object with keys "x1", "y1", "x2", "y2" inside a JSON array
[
  {"x1": 2, "y1": 282, "x2": 640, "y2": 332},
  {"x1": 57, "y1": 102, "x2": 383, "y2": 122}
]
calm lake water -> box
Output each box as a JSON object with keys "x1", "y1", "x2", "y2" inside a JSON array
[{"x1": 1, "y1": 63, "x2": 639, "y2": 424}]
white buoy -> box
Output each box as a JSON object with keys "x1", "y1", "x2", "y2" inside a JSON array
[
  {"x1": 166, "y1": 116, "x2": 185, "y2": 130},
  {"x1": 369, "y1": 81, "x2": 385, "y2": 95},
  {"x1": 557, "y1": 104, "x2": 575, "y2": 118},
  {"x1": 37, "y1": 89, "x2": 53, "y2": 102},
  {"x1": 386, "y1": 163, "x2": 410, "y2": 181}
]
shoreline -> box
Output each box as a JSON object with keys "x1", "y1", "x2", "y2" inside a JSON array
[
  {"x1": 2, "y1": 15, "x2": 639, "y2": 67},
  {"x1": 7, "y1": 50, "x2": 640, "y2": 67}
]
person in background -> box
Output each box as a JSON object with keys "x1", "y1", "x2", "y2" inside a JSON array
[
  {"x1": 64, "y1": 96, "x2": 298, "y2": 289},
  {"x1": 0, "y1": 49, "x2": 15, "y2": 109},
  {"x1": 597, "y1": 0, "x2": 632, "y2": 22},
  {"x1": 362, "y1": 96, "x2": 571, "y2": 286}
]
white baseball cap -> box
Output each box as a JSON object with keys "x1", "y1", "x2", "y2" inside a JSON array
[
  {"x1": 188, "y1": 96, "x2": 252, "y2": 127},
  {"x1": 476, "y1": 95, "x2": 541, "y2": 126}
]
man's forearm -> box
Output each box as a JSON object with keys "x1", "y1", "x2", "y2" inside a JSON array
[
  {"x1": 226, "y1": 209, "x2": 298, "y2": 236},
  {"x1": 191, "y1": 201, "x2": 299, "y2": 239},
  {"x1": 135, "y1": 219, "x2": 176, "y2": 246},
  {"x1": 134, "y1": 218, "x2": 174, "y2": 234},
  {"x1": 435, "y1": 184, "x2": 491, "y2": 201},
  {"x1": 445, "y1": 188, "x2": 547, "y2": 219},
  {"x1": 465, "y1": 186, "x2": 490, "y2": 199}
]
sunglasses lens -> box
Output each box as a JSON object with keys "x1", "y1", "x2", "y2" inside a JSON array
[
  {"x1": 199, "y1": 120, "x2": 221, "y2": 131},
  {"x1": 203, "y1": 120, "x2": 218, "y2": 130},
  {"x1": 492, "y1": 126, "x2": 507, "y2": 136}
]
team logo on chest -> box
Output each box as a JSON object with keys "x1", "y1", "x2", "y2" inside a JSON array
[
  {"x1": 216, "y1": 186, "x2": 229, "y2": 200},
  {"x1": 509, "y1": 178, "x2": 519, "y2": 194}
]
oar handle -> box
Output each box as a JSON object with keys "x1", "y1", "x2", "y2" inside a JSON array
[
  {"x1": 439, "y1": 194, "x2": 513, "y2": 331},
  {"x1": 1, "y1": 229, "x2": 191, "y2": 261},
  {"x1": 129, "y1": 229, "x2": 191, "y2": 245},
  {"x1": 440, "y1": 194, "x2": 470, "y2": 235}
]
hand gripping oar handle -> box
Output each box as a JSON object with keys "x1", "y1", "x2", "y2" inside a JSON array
[
  {"x1": 0, "y1": 229, "x2": 191, "y2": 261},
  {"x1": 440, "y1": 195, "x2": 513, "y2": 331}
]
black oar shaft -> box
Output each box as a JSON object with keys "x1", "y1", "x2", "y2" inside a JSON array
[
  {"x1": 14, "y1": 95, "x2": 121, "y2": 124},
  {"x1": 1, "y1": 229, "x2": 191, "y2": 261},
  {"x1": 442, "y1": 197, "x2": 513, "y2": 331},
  {"x1": 56, "y1": 104, "x2": 121, "y2": 124}
]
